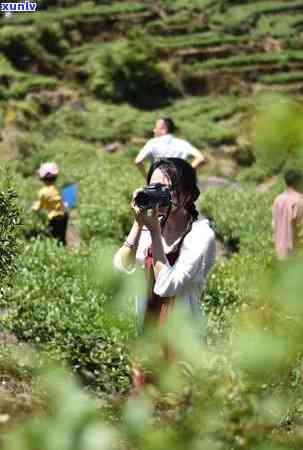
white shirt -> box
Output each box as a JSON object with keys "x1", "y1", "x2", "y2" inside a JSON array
[
  {"x1": 113, "y1": 218, "x2": 216, "y2": 331},
  {"x1": 136, "y1": 134, "x2": 202, "y2": 164}
]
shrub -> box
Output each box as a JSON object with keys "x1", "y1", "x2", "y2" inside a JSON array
[
  {"x1": 3, "y1": 366, "x2": 118, "y2": 450},
  {"x1": 0, "y1": 174, "x2": 21, "y2": 281},
  {"x1": 249, "y1": 93, "x2": 303, "y2": 176},
  {"x1": 90, "y1": 34, "x2": 180, "y2": 109},
  {"x1": 200, "y1": 185, "x2": 276, "y2": 256},
  {"x1": 2, "y1": 239, "x2": 135, "y2": 394},
  {"x1": 0, "y1": 27, "x2": 61, "y2": 74},
  {"x1": 37, "y1": 23, "x2": 70, "y2": 56},
  {"x1": 4, "y1": 257, "x2": 303, "y2": 450},
  {"x1": 0, "y1": 107, "x2": 3, "y2": 131},
  {"x1": 200, "y1": 183, "x2": 278, "y2": 341},
  {"x1": 236, "y1": 165, "x2": 272, "y2": 184},
  {"x1": 9, "y1": 133, "x2": 138, "y2": 243},
  {"x1": 7, "y1": 75, "x2": 57, "y2": 99},
  {"x1": 203, "y1": 251, "x2": 273, "y2": 342},
  {"x1": 41, "y1": 101, "x2": 153, "y2": 144},
  {"x1": 79, "y1": 155, "x2": 138, "y2": 242}
]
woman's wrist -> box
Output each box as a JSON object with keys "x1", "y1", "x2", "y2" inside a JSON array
[
  {"x1": 130, "y1": 221, "x2": 143, "y2": 240},
  {"x1": 123, "y1": 221, "x2": 143, "y2": 250},
  {"x1": 149, "y1": 221, "x2": 161, "y2": 236},
  {"x1": 123, "y1": 239, "x2": 137, "y2": 249}
]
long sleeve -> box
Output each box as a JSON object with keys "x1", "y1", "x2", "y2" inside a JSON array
[
  {"x1": 154, "y1": 220, "x2": 215, "y2": 297},
  {"x1": 113, "y1": 228, "x2": 151, "y2": 274}
]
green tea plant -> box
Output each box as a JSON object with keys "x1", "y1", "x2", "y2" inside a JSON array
[
  {"x1": 200, "y1": 185, "x2": 275, "y2": 255},
  {"x1": 249, "y1": 93, "x2": 303, "y2": 176},
  {"x1": 4, "y1": 255, "x2": 303, "y2": 450},
  {"x1": 90, "y1": 33, "x2": 180, "y2": 108},
  {"x1": 200, "y1": 183, "x2": 278, "y2": 340},
  {"x1": 1, "y1": 239, "x2": 135, "y2": 394},
  {"x1": 0, "y1": 173, "x2": 21, "y2": 281},
  {"x1": 6, "y1": 132, "x2": 138, "y2": 243},
  {"x1": 3, "y1": 365, "x2": 119, "y2": 450}
]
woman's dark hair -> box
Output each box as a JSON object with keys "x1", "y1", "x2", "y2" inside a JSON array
[
  {"x1": 147, "y1": 158, "x2": 200, "y2": 221},
  {"x1": 284, "y1": 170, "x2": 302, "y2": 189},
  {"x1": 161, "y1": 117, "x2": 176, "y2": 134}
]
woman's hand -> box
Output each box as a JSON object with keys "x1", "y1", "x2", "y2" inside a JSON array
[{"x1": 131, "y1": 189, "x2": 161, "y2": 233}]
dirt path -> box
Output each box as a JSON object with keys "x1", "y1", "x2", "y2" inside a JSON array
[{"x1": 66, "y1": 210, "x2": 81, "y2": 251}]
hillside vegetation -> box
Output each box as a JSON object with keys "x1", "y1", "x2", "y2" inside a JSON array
[{"x1": 1, "y1": 0, "x2": 303, "y2": 180}]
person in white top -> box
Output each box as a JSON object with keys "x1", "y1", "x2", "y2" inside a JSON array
[
  {"x1": 134, "y1": 117, "x2": 206, "y2": 178},
  {"x1": 114, "y1": 157, "x2": 215, "y2": 336}
]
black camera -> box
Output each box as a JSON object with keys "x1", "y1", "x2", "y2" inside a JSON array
[{"x1": 134, "y1": 183, "x2": 171, "y2": 210}]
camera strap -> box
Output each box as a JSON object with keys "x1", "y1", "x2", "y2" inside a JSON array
[{"x1": 160, "y1": 201, "x2": 172, "y2": 229}]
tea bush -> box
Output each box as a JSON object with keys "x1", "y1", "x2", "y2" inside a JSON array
[
  {"x1": 19, "y1": 259, "x2": 303, "y2": 449},
  {"x1": 24, "y1": 136, "x2": 139, "y2": 243},
  {"x1": 200, "y1": 184, "x2": 277, "y2": 339},
  {"x1": 0, "y1": 174, "x2": 21, "y2": 281},
  {"x1": 0, "y1": 26, "x2": 61, "y2": 75},
  {"x1": 3, "y1": 250, "x2": 303, "y2": 450},
  {"x1": 2, "y1": 239, "x2": 135, "y2": 394},
  {"x1": 200, "y1": 185, "x2": 276, "y2": 256},
  {"x1": 37, "y1": 23, "x2": 70, "y2": 57},
  {"x1": 3, "y1": 365, "x2": 119, "y2": 450},
  {"x1": 8, "y1": 133, "x2": 138, "y2": 243},
  {"x1": 90, "y1": 35, "x2": 180, "y2": 108},
  {"x1": 39, "y1": 100, "x2": 154, "y2": 144},
  {"x1": 40, "y1": 95, "x2": 239, "y2": 150},
  {"x1": 249, "y1": 94, "x2": 303, "y2": 176},
  {"x1": 78, "y1": 152, "x2": 138, "y2": 242},
  {"x1": 203, "y1": 252, "x2": 273, "y2": 342}
]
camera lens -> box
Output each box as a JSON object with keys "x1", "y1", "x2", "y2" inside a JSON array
[
  {"x1": 135, "y1": 191, "x2": 150, "y2": 209},
  {"x1": 134, "y1": 184, "x2": 171, "y2": 210}
]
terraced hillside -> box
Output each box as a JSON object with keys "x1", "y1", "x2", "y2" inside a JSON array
[
  {"x1": 2, "y1": 0, "x2": 303, "y2": 95},
  {"x1": 1, "y1": 0, "x2": 303, "y2": 178}
]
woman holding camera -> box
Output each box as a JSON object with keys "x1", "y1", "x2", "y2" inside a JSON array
[{"x1": 114, "y1": 158, "x2": 215, "y2": 388}]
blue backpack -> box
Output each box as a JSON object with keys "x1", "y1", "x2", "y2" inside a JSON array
[{"x1": 61, "y1": 183, "x2": 78, "y2": 209}]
